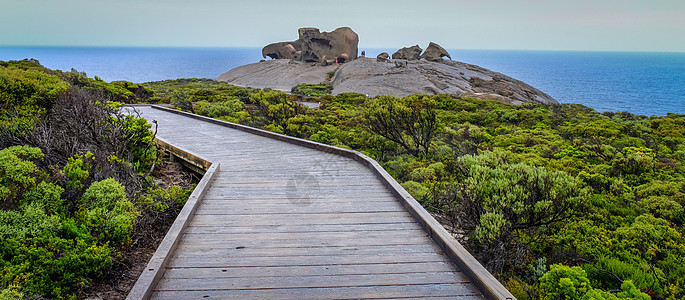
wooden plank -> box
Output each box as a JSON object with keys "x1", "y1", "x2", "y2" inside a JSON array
[
  {"x1": 165, "y1": 253, "x2": 450, "y2": 268},
  {"x1": 208, "y1": 181, "x2": 387, "y2": 188},
  {"x1": 185, "y1": 222, "x2": 418, "y2": 233},
  {"x1": 189, "y1": 212, "x2": 414, "y2": 226},
  {"x1": 211, "y1": 173, "x2": 377, "y2": 179},
  {"x1": 150, "y1": 283, "x2": 481, "y2": 300},
  {"x1": 168, "y1": 243, "x2": 446, "y2": 258},
  {"x1": 199, "y1": 197, "x2": 399, "y2": 204},
  {"x1": 210, "y1": 173, "x2": 378, "y2": 180},
  {"x1": 214, "y1": 168, "x2": 373, "y2": 174},
  {"x1": 155, "y1": 272, "x2": 472, "y2": 291},
  {"x1": 189, "y1": 210, "x2": 410, "y2": 218},
  {"x1": 200, "y1": 191, "x2": 395, "y2": 199},
  {"x1": 202, "y1": 190, "x2": 394, "y2": 199},
  {"x1": 178, "y1": 229, "x2": 429, "y2": 244},
  {"x1": 162, "y1": 261, "x2": 458, "y2": 279},
  {"x1": 209, "y1": 177, "x2": 381, "y2": 184},
  {"x1": 202, "y1": 188, "x2": 393, "y2": 195},
  {"x1": 174, "y1": 236, "x2": 433, "y2": 251},
  {"x1": 194, "y1": 204, "x2": 405, "y2": 215},
  {"x1": 194, "y1": 197, "x2": 403, "y2": 205}
]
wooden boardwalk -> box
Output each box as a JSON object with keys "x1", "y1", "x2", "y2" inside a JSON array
[{"x1": 127, "y1": 106, "x2": 513, "y2": 299}]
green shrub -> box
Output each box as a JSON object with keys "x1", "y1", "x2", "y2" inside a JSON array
[
  {"x1": 540, "y1": 264, "x2": 650, "y2": 300},
  {"x1": 248, "y1": 89, "x2": 288, "y2": 105},
  {"x1": 291, "y1": 83, "x2": 332, "y2": 97},
  {"x1": 407, "y1": 167, "x2": 436, "y2": 182},
  {"x1": 363, "y1": 95, "x2": 439, "y2": 156},
  {"x1": 401, "y1": 181, "x2": 430, "y2": 202},
  {"x1": 637, "y1": 195, "x2": 683, "y2": 220},
  {"x1": 0, "y1": 285, "x2": 23, "y2": 300},
  {"x1": 80, "y1": 177, "x2": 127, "y2": 209},
  {"x1": 92, "y1": 77, "x2": 135, "y2": 102},
  {"x1": 138, "y1": 185, "x2": 192, "y2": 212},
  {"x1": 0, "y1": 235, "x2": 111, "y2": 299},
  {"x1": 0, "y1": 63, "x2": 69, "y2": 108},
  {"x1": 332, "y1": 93, "x2": 367, "y2": 105},
  {"x1": 194, "y1": 99, "x2": 245, "y2": 118},
  {"x1": 540, "y1": 264, "x2": 592, "y2": 299},
  {"x1": 62, "y1": 152, "x2": 94, "y2": 190},
  {"x1": 0, "y1": 203, "x2": 62, "y2": 240},
  {"x1": 114, "y1": 114, "x2": 156, "y2": 172},
  {"x1": 171, "y1": 90, "x2": 193, "y2": 110},
  {"x1": 0, "y1": 146, "x2": 44, "y2": 205},
  {"x1": 80, "y1": 178, "x2": 138, "y2": 242},
  {"x1": 457, "y1": 150, "x2": 588, "y2": 243}
]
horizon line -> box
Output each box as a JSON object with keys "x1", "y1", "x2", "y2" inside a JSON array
[{"x1": 2, "y1": 44, "x2": 684, "y2": 54}]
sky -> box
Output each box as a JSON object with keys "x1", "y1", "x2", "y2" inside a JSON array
[{"x1": 1, "y1": 0, "x2": 684, "y2": 52}]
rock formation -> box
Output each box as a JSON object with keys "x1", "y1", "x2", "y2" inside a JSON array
[
  {"x1": 217, "y1": 57, "x2": 558, "y2": 105},
  {"x1": 262, "y1": 27, "x2": 358, "y2": 64},
  {"x1": 377, "y1": 52, "x2": 390, "y2": 62},
  {"x1": 420, "y1": 42, "x2": 451, "y2": 62},
  {"x1": 392, "y1": 45, "x2": 423, "y2": 60},
  {"x1": 225, "y1": 29, "x2": 557, "y2": 105},
  {"x1": 262, "y1": 42, "x2": 300, "y2": 60}
]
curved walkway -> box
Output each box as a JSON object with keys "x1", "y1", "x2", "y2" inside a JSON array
[{"x1": 126, "y1": 106, "x2": 513, "y2": 299}]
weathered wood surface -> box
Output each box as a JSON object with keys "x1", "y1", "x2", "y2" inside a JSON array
[{"x1": 127, "y1": 106, "x2": 503, "y2": 299}]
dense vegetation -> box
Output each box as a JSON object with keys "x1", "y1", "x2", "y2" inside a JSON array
[
  {"x1": 2, "y1": 60, "x2": 682, "y2": 299},
  {"x1": 0, "y1": 60, "x2": 193, "y2": 299},
  {"x1": 157, "y1": 79, "x2": 684, "y2": 299}
]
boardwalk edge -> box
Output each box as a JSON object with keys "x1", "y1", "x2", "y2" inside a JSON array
[
  {"x1": 145, "y1": 105, "x2": 515, "y2": 300},
  {"x1": 126, "y1": 135, "x2": 220, "y2": 300}
]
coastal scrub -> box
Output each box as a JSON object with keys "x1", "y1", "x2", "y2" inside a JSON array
[{"x1": 159, "y1": 78, "x2": 685, "y2": 299}]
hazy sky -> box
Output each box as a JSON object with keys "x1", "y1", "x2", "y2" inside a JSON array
[{"x1": 1, "y1": 0, "x2": 684, "y2": 52}]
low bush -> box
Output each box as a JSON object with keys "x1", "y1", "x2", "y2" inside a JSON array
[{"x1": 291, "y1": 83, "x2": 332, "y2": 97}]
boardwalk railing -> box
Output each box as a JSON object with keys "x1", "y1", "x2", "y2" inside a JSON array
[
  {"x1": 127, "y1": 138, "x2": 220, "y2": 299},
  {"x1": 127, "y1": 105, "x2": 515, "y2": 300}
]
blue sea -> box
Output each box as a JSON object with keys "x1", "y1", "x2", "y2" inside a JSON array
[{"x1": 1, "y1": 46, "x2": 683, "y2": 116}]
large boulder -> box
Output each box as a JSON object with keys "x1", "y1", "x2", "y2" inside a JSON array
[
  {"x1": 277, "y1": 44, "x2": 297, "y2": 60},
  {"x1": 262, "y1": 41, "x2": 300, "y2": 60},
  {"x1": 262, "y1": 27, "x2": 358, "y2": 64},
  {"x1": 421, "y1": 42, "x2": 451, "y2": 62},
  {"x1": 377, "y1": 52, "x2": 390, "y2": 62},
  {"x1": 392, "y1": 45, "x2": 423, "y2": 60},
  {"x1": 298, "y1": 27, "x2": 358, "y2": 63}
]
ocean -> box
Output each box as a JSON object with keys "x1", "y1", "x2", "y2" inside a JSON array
[{"x1": 1, "y1": 46, "x2": 683, "y2": 116}]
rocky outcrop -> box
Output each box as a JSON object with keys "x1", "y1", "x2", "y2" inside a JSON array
[
  {"x1": 377, "y1": 52, "x2": 390, "y2": 62},
  {"x1": 216, "y1": 60, "x2": 338, "y2": 91},
  {"x1": 262, "y1": 27, "x2": 358, "y2": 64},
  {"x1": 227, "y1": 28, "x2": 556, "y2": 104},
  {"x1": 217, "y1": 57, "x2": 557, "y2": 105},
  {"x1": 392, "y1": 45, "x2": 423, "y2": 60},
  {"x1": 421, "y1": 42, "x2": 451, "y2": 62}
]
